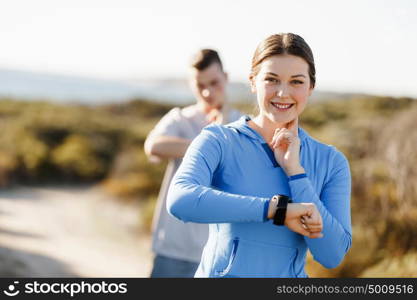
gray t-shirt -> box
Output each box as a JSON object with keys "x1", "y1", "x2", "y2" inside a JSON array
[{"x1": 147, "y1": 104, "x2": 241, "y2": 262}]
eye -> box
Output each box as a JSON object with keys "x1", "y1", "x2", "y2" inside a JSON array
[
  {"x1": 210, "y1": 80, "x2": 219, "y2": 87},
  {"x1": 265, "y1": 77, "x2": 278, "y2": 83},
  {"x1": 291, "y1": 80, "x2": 304, "y2": 85}
]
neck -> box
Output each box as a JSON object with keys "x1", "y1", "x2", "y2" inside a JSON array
[
  {"x1": 251, "y1": 115, "x2": 296, "y2": 143},
  {"x1": 197, "y1": 102, "x2": 223, "y2": 115}
]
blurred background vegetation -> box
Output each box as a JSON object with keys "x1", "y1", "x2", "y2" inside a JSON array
[{"x1": 0, "y1": 95, "x2": 416, "y2": 277}]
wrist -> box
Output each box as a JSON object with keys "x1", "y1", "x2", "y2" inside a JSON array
[
  {"x1": 285, "y1": 166, "x2": 305, "y2": 176},
  {"x1": 267, "y1": 196, "x2": 279, "y2": 219}
]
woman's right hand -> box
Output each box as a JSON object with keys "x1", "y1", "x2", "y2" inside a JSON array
[{"x1": 285, "y1": 203, "x2": 323, "y2": 238}]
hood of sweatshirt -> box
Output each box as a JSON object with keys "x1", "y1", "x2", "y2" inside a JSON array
[
  {"x1": 225, "y1": 115, "x2": 308, "y2": 143},
  {"x1": 225, "y1": 115, "x2": 308, "y2": 168}
]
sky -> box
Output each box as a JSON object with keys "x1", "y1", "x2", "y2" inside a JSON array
[{"x1": 0, "y1": 0, "x2": 416, "y2": 97}]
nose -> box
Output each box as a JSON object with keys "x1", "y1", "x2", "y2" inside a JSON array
[
  {"x1": 202, "y1": 88, "x2": 211, "y2": 98},
  {"x1": 276, "y1": 86, "x2": 289, "y2": 98}
]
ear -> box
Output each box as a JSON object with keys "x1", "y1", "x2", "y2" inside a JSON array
[
  {"x1": 308, "y1": 86, "x2": 313, "y2": 97},
  {"x1": 223, "y1": 72, "x2": 228, "y2": 81},
  {"x1": 249, "y1": 77, "x2": 256, "y2": 93}
]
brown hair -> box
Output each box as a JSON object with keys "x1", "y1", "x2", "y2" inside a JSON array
[
  {"x1": 190, "y1": 49, "x2": 223, "y2": 71},
  {"x1": 249, "y1": 33, "x2": 316, "y2": 88}
]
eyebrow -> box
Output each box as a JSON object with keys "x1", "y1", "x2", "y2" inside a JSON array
[{"x1": 265, "y1": 72, "x2": 306, "y2": 78}]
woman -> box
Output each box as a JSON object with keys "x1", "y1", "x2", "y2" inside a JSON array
[{"x1": 167, "y1": 33, "x2": 352, "y2": 278}]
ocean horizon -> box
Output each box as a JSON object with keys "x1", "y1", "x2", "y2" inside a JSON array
[{"x1": 0, "y1": 68, "x2": 376, "y2": 106}]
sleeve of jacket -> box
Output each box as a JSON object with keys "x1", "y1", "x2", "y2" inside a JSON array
[
  {"x1": 167, "y1": 125, "x2": 270, "y2": 224},
  {"x1": 288, "y1": 148, "x2": 352, "y2": 269}
]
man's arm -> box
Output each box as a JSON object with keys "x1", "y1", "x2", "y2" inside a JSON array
[{"x1": 144, "y1": 135, "x2": 191, "y2": 160}]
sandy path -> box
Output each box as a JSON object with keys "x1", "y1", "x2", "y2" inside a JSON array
[{"x1": 0, "y1": 185, "x2": 152, "y2": 277}]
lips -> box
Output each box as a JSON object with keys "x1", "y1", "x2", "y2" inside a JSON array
[{"x1": 271, "y1": 102, "x2": 294, "y2": 110}]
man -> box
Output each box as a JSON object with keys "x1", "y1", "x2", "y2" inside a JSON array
[{"x1": 144, "y1": 49, "x2": 241, "y2": 277}]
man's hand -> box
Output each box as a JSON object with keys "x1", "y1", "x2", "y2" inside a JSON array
[{"x1": 206, "y1": 108, "x2": 223, "y2": 124}]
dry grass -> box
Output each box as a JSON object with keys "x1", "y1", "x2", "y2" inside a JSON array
[
  {"x1": 360, "y1": 252, "x2": 417, "y2": 277},
  {"x1": 306, "y1": 101, "x2": 417, "y2": 277}
]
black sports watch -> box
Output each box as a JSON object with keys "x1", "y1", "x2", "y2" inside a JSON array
[{"x1": 272, "y1": 195, "x2": 293, "y2": 226}]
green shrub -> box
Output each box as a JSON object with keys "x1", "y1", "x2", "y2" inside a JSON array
[{"x1": 51, "y1": 134, "x2": 107, "y2": 179}]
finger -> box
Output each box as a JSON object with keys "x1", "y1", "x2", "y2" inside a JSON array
[
  {"x1": 273, "y1": 127, "x2": 285, "y2": 137},
  {"x1": 305, "y1": 226, "x2": 322, "y2": 233},
  {"x1": 296, "y1": 226, "x2": 312, "y2": 237},
  {"x1": 206, "y1": 110, "x2": 218, "y2": 123},
  {"x1": 272, "y1": 132, "x2": 290, "y2": 149},
  {"x1": 302, "y1": 216, "x2": 321, "y2": 226},
  {"x1": 301, "y1": 220, "x2": 322, "y2": 232},
  {"x1": 270, "y1": 128, "x2": 284, "y2": 147},
  {"x1": 272, "y1": 128, "x2": 285, "y2": 140},
  {"x1": 275, "y1": 132, "x2": 292, "y2": 147},
  {"x1": 302, "y1": 209, "x2": 313, "y2": 218},
  {"x1": 303, "y1": 221, "x2": 323, "y2": 231},
  {"x1": 270, "y1": 133, "x2": 279, "y2": 148},
  {"x1": 276, "y1": 127, "x2": 297, "y2": 138},
  {"x1": 300, "y1": 203, "x2": 315, "y2": 217},
  {"x1": 308, "y1": 212, "x2": 323, "y2": 226},
  {"x1": 285, "y1": 118, "x2": 299, "y2": 136},
  {"x1": 274, "y1": 127, "x2": 284, "y2": 134},
  {"x1": 308, "y1": 232, "x2": 324, "y2": 239},
  {"x1": 302, "y1": 221, "x2": 322, "y2": 229}
]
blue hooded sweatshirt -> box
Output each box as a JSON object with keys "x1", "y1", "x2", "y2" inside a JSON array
[{"x1": 167, "y1": 116, "x2": 352, "y2": 278}]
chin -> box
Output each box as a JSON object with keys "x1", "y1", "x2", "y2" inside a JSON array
[
  {"x1": 269, "y1": 115, "x2": 293, "y2": 124},
  {"x1": 207, "y1": 102, "x2": 222, "y2": 109}
]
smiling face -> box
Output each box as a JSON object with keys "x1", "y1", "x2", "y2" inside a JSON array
[
  {"x1": 189, "y1": 62, "x2": 228, "y2": 112},
  {"x1": 251, "y1": 54, "x2": 313, "y2": 126}
]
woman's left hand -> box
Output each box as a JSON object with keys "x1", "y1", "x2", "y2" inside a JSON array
[
  {"x1": 270, "y1": 118, "x2": 304, "y2": 176},
  {"x1": 301, "y1": 210, "x2": 323, "y2": 238},
  {"x1": 285, "y1": 203, "x2": 323, "y2": 238}
]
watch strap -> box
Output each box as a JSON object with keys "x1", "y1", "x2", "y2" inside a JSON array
[{"x1": 272, "y1": 195, "x2": 292, "y2": 226}]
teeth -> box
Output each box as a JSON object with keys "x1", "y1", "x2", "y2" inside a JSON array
[{"x1": 272, "y1": 103, "x2": 293, "y2": 109}]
